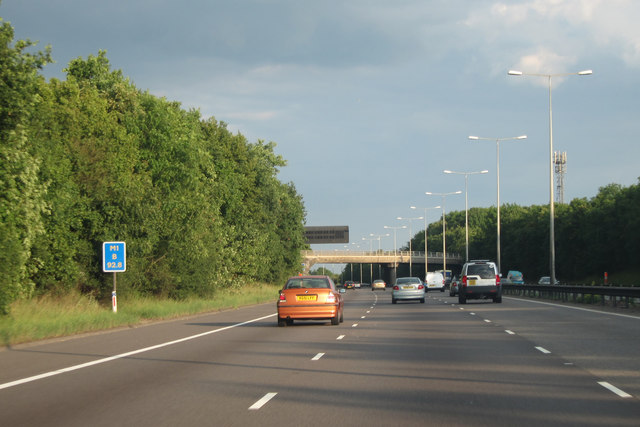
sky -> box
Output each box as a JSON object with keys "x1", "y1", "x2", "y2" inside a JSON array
[{"x1": 3, "y1": 0, "x2": 640, "y2": 263}]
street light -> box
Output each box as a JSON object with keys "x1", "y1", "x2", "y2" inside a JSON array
[
  {"x1": 468, "y1": 134, "x2": 526, "y2": 274},
  {"x1": 425, "y1": 191, "x2": 461, "y2": 275},
  {"x1": 383, "y1": 225, "x2": 407, "y2": 282},
  {"x1": 369, "y1": 233, "x2": 389, "y2": 279},
  {"x1": 362, "y1": 236, "x2": 377, "y2": 282},
  {"x1": 396, "y1": 216, "x2": 423, "y2": 276},
  {"x1": 410, "y1": 205, "x2": 440, "y2": 275},
  {"x1": 508, "y1": 68, "x2": 592, "y2": 286},
  {"x1": 443, "y1": 169, "x2": 489, "y2": 262}
]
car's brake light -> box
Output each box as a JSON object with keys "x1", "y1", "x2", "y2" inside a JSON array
[
  {"x1": 279, "y1": 293, "x2": 286, "y2": 302},
  {"x1": 418, "y1": 284, "x2": 424, "y2": 290},
  {"x1": 462, "y1": 276, "x2": 467, "y2": 287},
  {"x1": 393, "y1": 285, "x2": 399, "y2": 290},
  {"x1": 496, "y1": 275, "x2": 501, "y2": 286},
  {"x1": 326, "y1": 293, "x2": 336, "y2": 303}
]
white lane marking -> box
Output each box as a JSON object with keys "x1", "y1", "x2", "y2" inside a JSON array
[
  {"x1": 366, "y1": 311, "x2": 371, "y2": 313},
  {"x1": 505, "y1": 330, "x2": 515, "y2": 335},
  {"x1": 598, "y1": 381, "x2": 633, "y2": 398},
  {"x1": 484, "y1": 319, "x2": 492, "y2": 323},
  {"x1": 249, "y1": 392, "x2": 278, "y2": 410},
  {"x1": 470, "y1": 313, "x2": 476, "y2": 316},
  {"x1": 536, "y1": 346, "x2": 551, "y2": 354},
  {"x1": 336, "y1": 335, "x2": 345, "y2": 340},
  {"x1": 505, "y1": 297, "x2": 640, "y2": 320},
  {"x1": 361, "y1": 316, "x2": 366, "y2": 319},
  {"x1": 352, "y1": 323, "x2": 358, "y2": 327},
  {"x1": 311, "y1": 353, "x2": 325, "y2": 361},
  {"x1": 0, "y1": 313, "x2": 277, "y2": 391}
]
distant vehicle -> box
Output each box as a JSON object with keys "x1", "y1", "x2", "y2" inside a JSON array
[
  {"x1": 372, "y1": 279, "x2": 387, "y2": 291},
  {"x1": 507, "y1": 270, "x2": 524, "y2": 284},
  {"x1": 277, "y1": 276, "x2": 345, "y2": 326},
  {"x1": 458, "y1": 260, "x2": 501, "y2": 304},
  {"x1": 392, "y1": 277, "x2": 425, "y2": 304},
  {"x1": 354, "y1": 282, "x2": 361, "y2": 289},
  {"x1": 538, "y1": 276, "x2": 560, "y2": 285},
  {"x1": 449, "y1": 276, "x2": 459, "y2": 296},
  {"x1": 425, "y1": 271, "x2": 445, "y2": 292},
  {"x1": 436, "y1": 269, "x2": 453, "y2": 286},
  {"x1": 344, "y1": 281, "x2": 355, "y2": 289}
]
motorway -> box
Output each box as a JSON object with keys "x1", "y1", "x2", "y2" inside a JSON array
[{"x1": 1, "y1": 290, "x2": 639, "y2": 426}]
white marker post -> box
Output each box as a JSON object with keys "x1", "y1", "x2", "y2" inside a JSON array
[{"x1": 103, "y1": 242, "x2": 126, "y2": 313}]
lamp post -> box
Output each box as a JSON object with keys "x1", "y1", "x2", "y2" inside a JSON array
[
  {"x1": 369, "y1": 233, "x2": 389, "y2": 279},
  {"x1": 396, "y1": 216, "x2": 423, "y2": 276},
  {"x1": 384, "y1": 225, "x2": 406, "y2": 282},
  {"x1": 508, "y1": 68, "x2": 592, "y2": 286},
  {"x1": 362, "y1": 236, "x2": 375, "y2": 282},
  {"x1": 468, "y1": 135, "x2": 526, "y2": 274},
  {"x1": 425, "y1": 191, "x2": 461, "y2": 275},
  {"x1": 443, "y1": 169, "x2": 489, "y2": 263},
  {"x1": 410, "y1": 205, "x2": 440, "y2": 276}
]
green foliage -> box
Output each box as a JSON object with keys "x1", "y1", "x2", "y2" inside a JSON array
[
  {"x1": 0, "y1": 18, "x2": 307, "y2": 314},
  {"x1": 0, "y1": 18, "x2": 51, "y2": 313}
]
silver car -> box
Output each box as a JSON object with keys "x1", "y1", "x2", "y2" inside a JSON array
[{"x1": 392, "y1": 277, "x2": 425, "y2": 304}]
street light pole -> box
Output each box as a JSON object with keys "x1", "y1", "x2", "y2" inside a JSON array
[
  {"x1": 425, "y1": 191, "x2": 461, "y2": 275},
  {"x1": 468, "y1": 135, "x2": 526, "y2": 274},
  {"x1": 410, "y1": 205, "x2": 440, "y2": 276},
  {"x1": 397, "y1": 216, "x2": 423, "y2": 276},
  {"x1": 443, "y1": 169, "x2": 489, "y2": 262},
  {"x1": 370, "y1": 233, "x2": 389, "y2": 279},
  {"x1": 508, "y1": 69, "x2": 592, "y2": 286},
  {"x1": 384, "y1": 225, "x2": 406, "y2": 282}
]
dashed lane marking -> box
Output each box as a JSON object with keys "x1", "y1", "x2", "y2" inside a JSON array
[{"x1": 249, "y1": 392, "x2": 278, "y2": 410}]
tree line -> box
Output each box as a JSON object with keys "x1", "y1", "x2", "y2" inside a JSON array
[
  {"x1": 342, "y1": 181, "x2": 640, "y2": 285},
  {"x1": 402, "y1": 181, "x2": 640, "y2": 283},
  {"x1": 0, "y1": 19, "x2": 307, "y2": 314}
]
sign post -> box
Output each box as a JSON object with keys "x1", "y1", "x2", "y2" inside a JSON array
[{"x1": 103, "y1": 242, "x2": 126, "y2": 313}]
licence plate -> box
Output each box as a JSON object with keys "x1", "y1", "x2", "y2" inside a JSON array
[
  {"x1": 402, "y1": 286, "x2": 414, "y2": 290},
  {"x1": 296, "y1": 295, "x2": 317, "y2": 301},
  {"x1": 468, "y1": 279, "x2": 476, "y2": 285}
]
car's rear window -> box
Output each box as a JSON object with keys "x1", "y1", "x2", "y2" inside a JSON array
[
  {"x1": 396, "y1": 277, "x2": 421, "y2": 285},
  {"x1": 466, "y1": 264, "x2": 495, "y2": 279},
  {"x1": 285, "y1": 278, "x2": 330, "y2": 289}
]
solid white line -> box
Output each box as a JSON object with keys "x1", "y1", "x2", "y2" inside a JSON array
[
  {"x1": 249, "y1": 392, "x2": 278, "y2": 410},
  {"x1": 336, "y1": 335, "x2": 345, "y2": 340},
  {"x1": 311, "y1": 353, "x2": 325, "y2": 361},
  {"x1": 535, "y1": 346, "x2": 551, "y2": 354},
  {"x1": 0, "y1": 313, "x2": 277, "y2": 391},
  {"x1": 505, "y1": 297, "x2": 640, "y2": 320},
  {"x1": 505, "y1": 330, "x2": 515, "y2": 335},
  {"x1": 598, "y1": 381, "x2": 632, "y2": 398}
]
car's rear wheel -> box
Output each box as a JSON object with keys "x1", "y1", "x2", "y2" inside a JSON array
[
  {"x1": 494, "y1": 296, "x2": 502, "y2": 303},
  {"x1": 420, "y1": 298, "x2": 425, "y2": 303},
  {"x1": 458, "y1": 296, "x2": 466, "y2": 304},
  {"x1": 331, "y1": 312, "x2": 340, "y2": 325},
  {"x1": 392, "y1": 298, "x2": 397, "y2": 304},
  {"x1": 277, "y1": 317, "x2": 286, "y2": 327}
]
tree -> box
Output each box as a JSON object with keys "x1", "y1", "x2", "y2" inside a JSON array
[{"x1": 0, "y1": 18, "x2": 51, "y2": 313}]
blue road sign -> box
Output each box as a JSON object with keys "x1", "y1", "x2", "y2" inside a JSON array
[{"x1": 103, "y1": 242, "x2": 126, "y2": 272}]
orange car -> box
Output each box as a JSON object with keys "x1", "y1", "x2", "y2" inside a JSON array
[{"x1": 277, "y1": 275, "x2": 345, "y2": 326}]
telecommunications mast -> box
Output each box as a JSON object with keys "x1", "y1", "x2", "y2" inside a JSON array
[{"x1": 554, "y1": 151, "x2": 567, "y2": 204}]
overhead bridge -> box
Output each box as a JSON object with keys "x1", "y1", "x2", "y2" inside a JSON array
[{"x1": 302, "y1": 250, "x2": 463, "y2": 282}]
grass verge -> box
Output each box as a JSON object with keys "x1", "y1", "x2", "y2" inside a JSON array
[{"x1": 0, "y1": 283, "x2": 280, "y2": 347}]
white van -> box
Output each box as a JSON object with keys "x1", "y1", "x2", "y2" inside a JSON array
[{"x1": 425, "y1": 272, "x2": 445, "y2": 292}]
